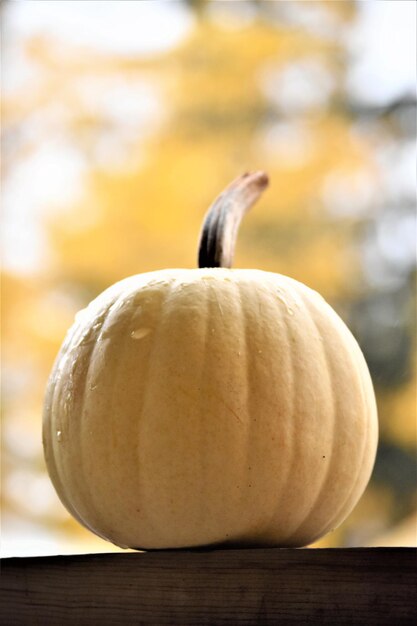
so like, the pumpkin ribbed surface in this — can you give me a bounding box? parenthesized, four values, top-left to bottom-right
(43, 268, 377, 549)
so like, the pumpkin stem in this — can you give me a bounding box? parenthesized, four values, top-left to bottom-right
(198, 171, 269, 268)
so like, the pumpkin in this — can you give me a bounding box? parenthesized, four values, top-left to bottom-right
(43, 172, 378, 550)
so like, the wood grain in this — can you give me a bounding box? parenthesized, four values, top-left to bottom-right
(1, 548, 416, 625)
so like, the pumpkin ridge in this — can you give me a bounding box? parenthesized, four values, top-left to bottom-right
(43, 348, 85, 531)
(203, 277, 250, 544)
(318, 325, 375, 539)
(97, 288, 150, 545)
(236, 279, 254, 540)
(50, 314, 101, 532)
(317, 301, 376, 538)
(76, 294, 124, 539)
(195, 278, 211, 538)
(134, 276, 178, 545)
(49, 338, 88, 529)
(50, 295, 118, 538)
(295, 293, 374, 544)
(265, 280, 298, 543)
(282, 290, 337, 544)
(133, 281, 168, 536)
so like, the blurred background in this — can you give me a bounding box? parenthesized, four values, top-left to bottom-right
(1, 0, 416, 556)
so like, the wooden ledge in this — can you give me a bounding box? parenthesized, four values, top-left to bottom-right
(1, 548, 416, 624)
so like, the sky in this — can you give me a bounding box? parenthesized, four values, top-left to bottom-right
(3, 0, 194, 60)
(348, 0, 416, 103)
(3, 0, 415, 99)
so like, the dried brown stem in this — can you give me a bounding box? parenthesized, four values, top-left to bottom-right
(197, 171, 269, 269)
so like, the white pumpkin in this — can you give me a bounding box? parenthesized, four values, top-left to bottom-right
(43, 172, 378, 549)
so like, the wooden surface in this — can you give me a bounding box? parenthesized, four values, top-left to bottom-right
(1, 548, 416, 625)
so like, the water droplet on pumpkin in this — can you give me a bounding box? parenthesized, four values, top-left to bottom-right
(276, 290, 294, 316)
(276, 291, 287, 305)
(75, 308, 87, 322)
(131, 328, 151, 340)
(111, 299, 125, 312)
(56, 430, 63, 442)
